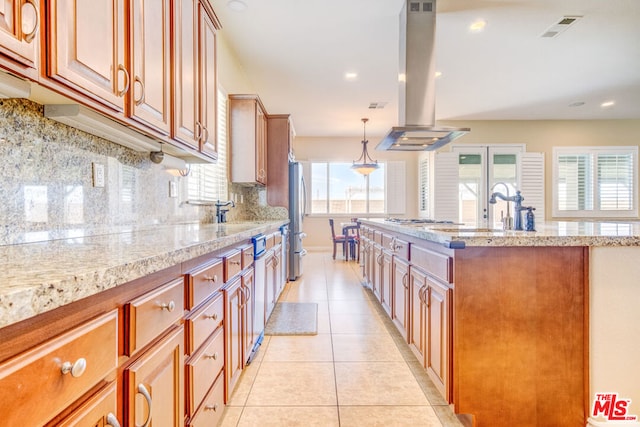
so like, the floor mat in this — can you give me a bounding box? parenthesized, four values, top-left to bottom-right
(264, 302, 318, 335)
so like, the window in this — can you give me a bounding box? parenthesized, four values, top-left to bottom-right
(310, 162, 386, 214)
(187, 89, 228, 201)
(553, 146, 637, 218)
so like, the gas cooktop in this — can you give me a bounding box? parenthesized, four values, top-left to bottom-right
(385, 218, 454, 225)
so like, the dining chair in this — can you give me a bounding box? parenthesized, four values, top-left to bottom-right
(329, 219, 349, 260)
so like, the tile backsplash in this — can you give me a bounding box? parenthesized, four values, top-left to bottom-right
(0, 99, 286, 245)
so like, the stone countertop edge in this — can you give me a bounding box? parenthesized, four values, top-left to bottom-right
(0, 220, 289, 329)
(359, 219, 640, 248)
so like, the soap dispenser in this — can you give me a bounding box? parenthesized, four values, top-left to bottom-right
(524, 207, 536, 232)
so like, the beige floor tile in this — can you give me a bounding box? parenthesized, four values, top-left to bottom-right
(326, 284, 369, 301)
(330, 312, 389, 335)
(282, 282, 328, 302)
(227, 358, 262, 406)
(332, 333, 404, 362)
(335, 362, 429, 406)
(329, 298, 379, 316)
(218, 406, 243, 427)
(339, 405, 443, 427)
(263, 334, 333, 362)
(238, 406, 340, 427)
(246, 361, 337, 406)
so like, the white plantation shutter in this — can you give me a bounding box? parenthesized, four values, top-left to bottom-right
(418, 153, 431, 217)
(519, 152, 545, 222)
(385, 161, 406, 215)
(187, 89, 228, 201)
(553, 147, 637, 217)
(434, 152, 459, 221)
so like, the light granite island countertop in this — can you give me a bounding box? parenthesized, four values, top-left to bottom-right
(360, 218, 640, 427)
(0, 220, 288, 329)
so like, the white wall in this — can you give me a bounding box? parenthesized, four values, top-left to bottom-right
(294, 136, 419, 249)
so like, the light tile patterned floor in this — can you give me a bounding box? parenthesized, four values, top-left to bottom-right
(219, 251, 463, 427)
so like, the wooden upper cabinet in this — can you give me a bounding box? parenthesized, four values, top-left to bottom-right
(172, 0, 219, 158)
(267, 114, 294, 208)
(47, 0, 126, 112)
(0, 0, 39, 77)
(230, 94, 268, 185)
(198, 2, 218, 159)
(129, 0, 171, 135)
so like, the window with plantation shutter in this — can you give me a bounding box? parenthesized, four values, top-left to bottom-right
(553, 147, 637, 218)
(187, 89, 229, 202)
(419, 155, 430, 214)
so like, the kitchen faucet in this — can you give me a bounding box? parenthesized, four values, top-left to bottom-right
(215, 200, 235, 223)
(489, 189, 525, 231)
(489, 182, 512, 230)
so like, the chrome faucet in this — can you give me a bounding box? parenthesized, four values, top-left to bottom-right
(489, 182, 512, 229)
(215, 200, 235, 223)
(489, 189, 525, 231)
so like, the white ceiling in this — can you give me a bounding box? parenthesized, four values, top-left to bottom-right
(210, 0, 640, 138)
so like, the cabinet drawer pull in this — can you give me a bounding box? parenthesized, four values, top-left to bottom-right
(204, 274, 218, 283)
(106, 412, 121, 427)
(402, 273, 408, 288)
(137, 384, 152, 427)
(205, 404, 219, 412)
(202, 126, 209, 143)
(230, 260, 241, 266)
(195, 121, 203, 141)
(117, 64, 130, 97)
(203, 312, 218, 321)
(159, 300, 176, 312)
(205, 352, 219, 360)
(60, 357, 87, 378)
(22, 0, 39, 43)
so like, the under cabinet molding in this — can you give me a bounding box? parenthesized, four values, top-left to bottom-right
(0, 71, 30, 98)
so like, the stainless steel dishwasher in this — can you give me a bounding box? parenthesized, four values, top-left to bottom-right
(247, 233, 267, 363)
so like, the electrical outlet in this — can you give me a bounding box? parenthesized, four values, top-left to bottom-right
(169, 181, 177, 198)
(92, 163, 105, 187)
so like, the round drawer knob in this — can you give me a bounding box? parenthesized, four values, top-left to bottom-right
(61, 357, 87, 378)
(160, 301, 176, 312)
(205, 404, 219, 412)
(206, 352, 219, 360)
(204, 275, 218, 282)
(204, 313, 218, 321)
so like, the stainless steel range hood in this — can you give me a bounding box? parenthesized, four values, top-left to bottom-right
(377, 0, 469, 151)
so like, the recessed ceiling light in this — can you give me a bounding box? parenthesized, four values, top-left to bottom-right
(398, 73, 406, 83)
(601, 100, 615, 108)
(569, 101, 585, 107)
(435, 71, 442, 78)
(469, 19, 487, 33)
(227, 0, 247, 12)
(345, 72, 358, 81)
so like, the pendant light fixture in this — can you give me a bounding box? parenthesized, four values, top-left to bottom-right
(351, 118, 379, 175)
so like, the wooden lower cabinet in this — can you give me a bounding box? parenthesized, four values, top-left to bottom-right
(187, 373, 225, 427)
(55, 381, 120, 427)
(123, 326, 184, 427)
(391, 256, 410, 340)
(224, 277, 243, 401)
(264, 249, 277, 319)
(425, 275, 450, 400)
(380, 249, 393, 316)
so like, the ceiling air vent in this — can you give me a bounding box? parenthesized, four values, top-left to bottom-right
(541, 15, 582, 38)
(368, 102, 387, 109)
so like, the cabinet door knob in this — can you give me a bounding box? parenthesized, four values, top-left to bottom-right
(204, 274, 218, 283)
(137, 384, 152, 427)
(230, 260, 241, 266)
(61, 357, 87, 378)
(205, 352, 219, 360)
(159, 301, 176, 312)
(205, 404, 219, 412)
(106, 412, 121, 427)
(204, 312, 218, 321)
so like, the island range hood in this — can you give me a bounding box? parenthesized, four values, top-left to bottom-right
(377, 0, 469, 151)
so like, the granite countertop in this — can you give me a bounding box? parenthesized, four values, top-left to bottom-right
(360, 219, 640, 248)
(0, 220, 288, 329)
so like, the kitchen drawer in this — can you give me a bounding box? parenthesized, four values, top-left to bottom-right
(54, 381, 119, 427)
(125, 278, 184, 355)
(265, 233, 275, 250)
(223, 249, 243, 282)
(273, 232, 282, 246)
(411, 245, 452, 284)
(186, 258, 223, 309)
(187, 372, 225, 427)
(0, 310, 118, 427)
(241, 244, 254, 270)
(381, 233, 409, 260)
(186, 327, 224, 417)
(185, 292, 224, 355)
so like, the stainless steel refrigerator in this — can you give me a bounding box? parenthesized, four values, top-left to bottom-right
(288, 162, 307, 280)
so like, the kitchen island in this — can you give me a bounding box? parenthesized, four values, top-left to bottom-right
(0, 220, 288, 426)
(360, 219, 640, 427)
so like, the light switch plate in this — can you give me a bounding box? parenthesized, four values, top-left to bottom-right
(92, 163, 105, 187)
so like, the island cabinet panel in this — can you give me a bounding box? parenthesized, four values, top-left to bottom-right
(453, 246, 587, 427)
(391, 256, 410, 340)
(47, 0, 126, 112)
